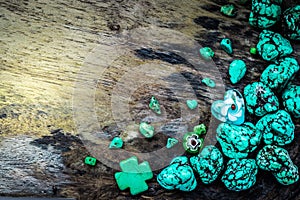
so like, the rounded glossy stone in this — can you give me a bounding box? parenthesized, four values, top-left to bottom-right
(199, 47, 214, 60)
(220, 38, 233, 54)
(273, 163, 299, 185)
(190, 145, 224, 184)
(220, 4, 237, 17)
(282, 85, 300, 118)
(139, 122, 154, 138)
(250, 47, 257, 55)
(256, 110, 295, 146)
(256, 145, 293, 172)
(149, 96, 161, 115)
(109, 136, 124, 149)
(282, 5, 300, 40)
(244, 82, 279, 116)
(186, 99, 198, 110)
(257, 30, 293, 61)
(166, 138, 178, 149)
(202, 77, 216, 88)
(222, 159, 258, 191)
(249, 0, 282, 28)
(260, 57, 299, 92)
(211, 89, 245, 125)
(183, 132, 203, 154)
(216, 122, 261, 159)
(229, 59, 246, 84)
(193, 124, 206, 135)
(157, 156, 197, 191)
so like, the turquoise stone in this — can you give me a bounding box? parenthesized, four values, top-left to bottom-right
(202, 77, 216, 88)
(190, 145, 224, 184)
(182, 132, 203, 154)
(149, 96, 161, 115)
(256, 30, 293, 61)
(157, 156, 197, 191)
(229, 59, 247, 84)
(256, 145, 293, 172)
(139, 122, 154, 138)
(282, 5, 300, 40)
(282, 85, 300, 118)
(220, 4, 237, 17)
(115, 156, 153, 195)
(260, 57, 299, 92)
(273, 163, 299, 185)
(199, 47, 214, 60)
(84, 156, 97, 166)
(211, 89, 245, 125)
(216, 122, 261, 159)
(256, 110, 295, 146)
(186, 99, 198, 110)
(109, 137, 123, 149)
(250, 47, 257, 55)
(222, 159, 258, 191)
(244, 82, 279, 116)
(249, 0, 282, 28)
(193, 124, 206, 135)
(166, 138, 178, 149)
(220, 38, 233, 54)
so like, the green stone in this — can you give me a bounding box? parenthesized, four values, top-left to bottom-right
(157, 156, 197, 191)
(193, 124, 206, 135)
(84, 156, 97, 166)
(139, 122, 154, 138)
(109, 136, 123, 149)
(273, 163, 299, 185)
(249, 0, 282, 28)
(256, 110, 295, 146)
(244, 82, 279, 116)
(222, 159, 258, 191)
(149, 96, 161, 115)
(256, 30, 293, 61)
(166, 138, 178, 149)
(229, 59, 246, 84)
(186, 99, 198, 110)
(220, 38, 233, 54)
(190, 145, 224, 184)
(282, 5, 300, 40)
(199, 47, 214, 60)
(216, 122, 261, 159)
(260, 57, 299, 92)
(202, 77, 216, 88)
(115, 156, 153, 195)
(250, 47, 257, 54)
(220, 4, 237, 17)
(282, 85, 300, 118)
(183, 132, 203, 154)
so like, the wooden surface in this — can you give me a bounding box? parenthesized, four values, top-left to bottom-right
(0, 0, 299, 199)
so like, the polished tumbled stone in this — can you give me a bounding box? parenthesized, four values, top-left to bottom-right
(109, 136, 124, 149)
(220, 38, 233, 54)
(220, 4, 237, 17)
(256, 110, 295, 146)
(202, 77, 216, 88)
(193, 124, 206, 135)
(186, 99, 198, 110)
(216, 122, 261, 159)
(260, 57, 299, 92)
(199, 47, 214, 60)
(249, 0, 282, 28)
(282, 85, 300, 118)
(139, 122, 154, 138)
(211, 89, 245, 125)
(282, 5, 300, 40)
(257, 30, 293, 61)
(273, 163, 299, 185)
(256, 145, 293, 172)
(250, 47, 257, 55)
(149, 96, 161, 115)
(84, 156, 97, 166)
(244, 82, 279, 116)
(166, 138, 178, 149)
(183, 132, 203, 154)
(190, 145, 224, 184)
(229, 59, 246, 84)
(222, 159, 258, 191)
(157, 156, 197, 191)
(115, 156, 153, 195)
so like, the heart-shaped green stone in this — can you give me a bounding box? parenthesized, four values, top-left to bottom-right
(186, 100, 198, 110)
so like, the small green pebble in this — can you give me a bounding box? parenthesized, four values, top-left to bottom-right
(220, 38, 233, 54)
(139, 122, 155, 138)
(199, 47, 214, 60)
(186, 100, 198, 110)
(109, 137, 124, 149)
(193, 124, 206, 135)
(229, 59, 247, 84)
(85, 156, 97, 166)
(166, 138, 179, 149)
(149, 96, 161, 115)
(250, 47, 257, 54)
(220, 4, 237, 17)
(202, 78, 216, 88)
